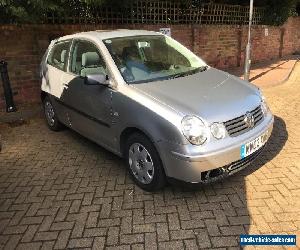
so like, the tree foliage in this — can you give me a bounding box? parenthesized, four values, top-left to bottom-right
(0, 0, 108, 23)
(261, 0, 299, 25)
(1, 0, 58, 23)
(0, 0, 299, 24)
(192, 0, 299, 25)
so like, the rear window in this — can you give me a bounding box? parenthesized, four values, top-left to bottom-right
(47, 40, 71, 71)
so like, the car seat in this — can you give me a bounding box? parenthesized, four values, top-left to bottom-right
(80, 52, 106, 77)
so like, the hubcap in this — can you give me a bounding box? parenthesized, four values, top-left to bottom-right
(128, 143, 154, 184)
(45, 101, 55, 126)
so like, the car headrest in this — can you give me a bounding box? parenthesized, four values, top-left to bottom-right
(60, 50, 66, 63)
(82, 52, 100, 67)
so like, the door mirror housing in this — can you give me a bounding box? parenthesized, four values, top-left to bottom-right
(85, 73, 109, 86)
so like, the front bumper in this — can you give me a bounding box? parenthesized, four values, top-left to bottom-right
(157, 114, 274, 183)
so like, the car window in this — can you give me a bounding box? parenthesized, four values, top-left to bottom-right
(47, 40, 71, 71)
(70, 40, 107, 77)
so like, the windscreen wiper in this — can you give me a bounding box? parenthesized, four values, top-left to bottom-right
(168, 70, 194, 79)
(198, 65, 208, 72)
(168, 73, 185, 80)
(168, 66, 208, 80)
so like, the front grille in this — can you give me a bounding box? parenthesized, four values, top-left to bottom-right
(224, 105, 264, 137)
(225, 146, 265, 173)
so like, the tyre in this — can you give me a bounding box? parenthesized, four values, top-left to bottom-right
(43, 96, 63, 131)
(125, 133, 166, 191)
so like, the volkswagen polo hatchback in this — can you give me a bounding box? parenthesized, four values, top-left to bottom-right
(40, 30, 274, 191)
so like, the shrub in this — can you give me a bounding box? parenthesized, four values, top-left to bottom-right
(262, 0, 298, 25)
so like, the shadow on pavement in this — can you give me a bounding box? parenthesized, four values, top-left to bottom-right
(249, 61, 287, 82)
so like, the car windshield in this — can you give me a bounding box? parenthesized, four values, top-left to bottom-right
(103, 35, 207, 84)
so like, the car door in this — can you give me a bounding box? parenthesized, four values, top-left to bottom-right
(60, 39, 115, 150)
(46, 40, 72, 125)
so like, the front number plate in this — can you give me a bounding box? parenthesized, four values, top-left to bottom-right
(240, 131, 268, 159)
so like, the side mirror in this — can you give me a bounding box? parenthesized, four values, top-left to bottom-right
(85, 73, 109, 86)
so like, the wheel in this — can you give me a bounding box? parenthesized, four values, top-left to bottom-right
(43, 96, 63, 131)
(125, 133, 166, 191)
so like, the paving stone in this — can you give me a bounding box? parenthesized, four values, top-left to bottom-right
(170, 229, 195, 240)
(54, 230, 71, 249)
(92, 236, 105, 250)
(106, 226, 120, 246)
(211, 236, 238, 247)
(34, 231, 59, 241)
(120, 233, 144, 244)
(195, 229, 212, 249)
(16, 242, 42, 250)
(21, 225, 39, 242)
(144, 232, 157, 250)
(158, 240, 184, 249)
(68, 237, 93, 248)
(156, 222, 170, 242)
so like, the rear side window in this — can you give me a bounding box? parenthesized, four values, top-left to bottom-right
(47, 41, 71, 71)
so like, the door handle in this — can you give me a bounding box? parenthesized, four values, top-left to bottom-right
(63, 82, 69, 89)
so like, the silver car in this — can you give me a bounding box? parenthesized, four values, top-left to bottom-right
(40, 30, 274, 191)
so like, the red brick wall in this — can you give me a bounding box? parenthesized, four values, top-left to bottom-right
(0, 17, 300, 108)
(193, 25, 241, 68)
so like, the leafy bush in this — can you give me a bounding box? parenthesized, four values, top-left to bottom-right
(262, 0, 298, 25)
(0, 0, 58, 23)
(0, 0, 107, 24)
(0, 0, 299, 24)
(195, 0, 299, 25)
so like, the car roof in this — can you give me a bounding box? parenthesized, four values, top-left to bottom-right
(56, 29, 162, 42)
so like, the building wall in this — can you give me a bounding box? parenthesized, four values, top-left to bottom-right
(0, 17, 299, 108)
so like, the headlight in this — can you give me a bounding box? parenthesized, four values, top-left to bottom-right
(261, 95, 270, 116)
(210, 122, 226, 139)
(181, 116, 208, 145)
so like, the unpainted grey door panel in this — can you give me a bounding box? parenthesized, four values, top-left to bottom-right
(60, 75, 114, 149)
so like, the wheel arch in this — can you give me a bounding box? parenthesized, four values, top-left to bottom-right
(119, 126, 156, 157)
(120, 126, 167, 190)
(41, 91, 47, 102)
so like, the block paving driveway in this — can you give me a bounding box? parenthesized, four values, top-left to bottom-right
(0, 65, 300, 249)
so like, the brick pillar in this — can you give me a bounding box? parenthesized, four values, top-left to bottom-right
(237, 28, 242, 67)
(279, 28, 285, 58)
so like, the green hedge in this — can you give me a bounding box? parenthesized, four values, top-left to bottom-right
(211, 0, 299, 25)
(262, 0, 298, 25)
(0, 0, 299, 25)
